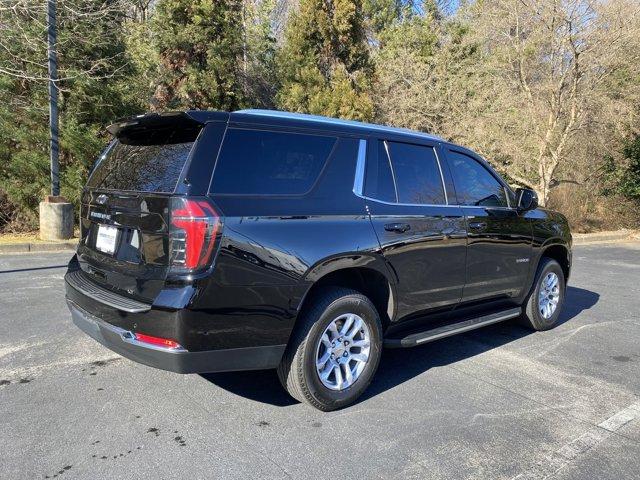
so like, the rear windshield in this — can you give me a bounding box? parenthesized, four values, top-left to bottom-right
(87, 126, 200, 193)
(210, 128, 336, 195)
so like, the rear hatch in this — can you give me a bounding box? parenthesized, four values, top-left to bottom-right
(76, 113, 222, 303)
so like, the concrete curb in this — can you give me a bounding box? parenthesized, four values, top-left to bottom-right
(0, 240, 78, 254)
(572, 230, 638, 245)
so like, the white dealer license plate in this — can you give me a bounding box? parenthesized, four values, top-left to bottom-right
(95, 225, 118, 255)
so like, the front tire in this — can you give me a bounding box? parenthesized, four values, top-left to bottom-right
(520, 257, 566, 331)
(277, 287, 383, 411)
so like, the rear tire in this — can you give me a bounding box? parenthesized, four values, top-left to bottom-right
(520, 257, 566, 331)
(277, 287, 383, 411)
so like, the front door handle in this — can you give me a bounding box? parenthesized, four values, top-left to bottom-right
(468, 221, 487, 230)
(384, 223, 411, 233)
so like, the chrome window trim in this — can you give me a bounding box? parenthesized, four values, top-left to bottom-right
(433, 147, 449, 205)
(356, 190, 518, 210)
(352, 137, 517, 210)
(356, 194, 464, 208)
(461, 205, 517, 211)
(355, 139, 449, 207)
(382, 140, 400, 203)
(353, 139, 367, 196)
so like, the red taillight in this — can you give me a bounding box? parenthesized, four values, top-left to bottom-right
(169, 197, 221, 273)
(134, 332, 183, 350)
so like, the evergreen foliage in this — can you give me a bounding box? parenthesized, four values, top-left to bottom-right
(276, 0, 374, 121)
(622, 137, 640, 199)
(603, 136, 640, 199)
(151, 0, 246, 110)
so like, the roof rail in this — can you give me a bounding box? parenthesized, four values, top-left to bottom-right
(233, 109, 443, 141)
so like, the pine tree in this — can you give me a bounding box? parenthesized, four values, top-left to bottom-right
(276, 0, 374, 121)
(151, 0, 245, 110)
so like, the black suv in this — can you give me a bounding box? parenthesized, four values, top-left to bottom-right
(65, 109, 572, 411)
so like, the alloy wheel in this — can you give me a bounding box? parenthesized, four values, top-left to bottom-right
(315, 313, 371, 391)
(538, 272, 560, 319)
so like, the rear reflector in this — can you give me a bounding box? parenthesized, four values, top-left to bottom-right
(134, 332, 183, 350)
(169, 197, 222, 273)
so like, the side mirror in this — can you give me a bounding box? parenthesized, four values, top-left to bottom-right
(515, 188, 538, 211)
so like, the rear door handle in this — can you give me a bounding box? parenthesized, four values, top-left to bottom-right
(468, 221, 487, 230)
(384, 223, 411, 233)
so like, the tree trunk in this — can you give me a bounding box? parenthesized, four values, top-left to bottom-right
(537, 179, 550, 207)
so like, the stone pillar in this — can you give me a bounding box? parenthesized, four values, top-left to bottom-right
(39, 196, 73, 240)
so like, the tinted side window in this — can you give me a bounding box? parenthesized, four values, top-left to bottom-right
(363, 141, 396, 202)
(211, 129, 336, 195)
(448, 150, 508, 207)
(387, 141, 446, 205)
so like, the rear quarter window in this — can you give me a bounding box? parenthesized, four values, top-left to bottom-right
(210, 129, 336, 195)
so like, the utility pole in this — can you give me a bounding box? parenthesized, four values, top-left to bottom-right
(47, 0, 59, 197)
(40, 0, 73, 240)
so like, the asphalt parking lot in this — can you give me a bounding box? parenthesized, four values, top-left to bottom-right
(1, 243, 640, 480)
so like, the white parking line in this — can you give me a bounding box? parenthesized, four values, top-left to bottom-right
(512, 401, 640, 479)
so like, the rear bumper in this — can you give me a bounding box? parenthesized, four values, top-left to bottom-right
(68, 300, 285, 374)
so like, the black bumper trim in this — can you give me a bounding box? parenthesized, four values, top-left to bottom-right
(68, 300, 286, 373)
(65, 270, 151, 313)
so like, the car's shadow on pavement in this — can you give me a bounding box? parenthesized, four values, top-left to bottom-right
(557, 285, 600, 326)
(362, 285, 599, 402)
(200, 286, 599, 408)
(200, 369, 298, 407)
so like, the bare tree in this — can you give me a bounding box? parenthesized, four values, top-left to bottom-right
(375, 0, 640, 205)
(472, 0, 640, 204)
(0, 0, 134, 83)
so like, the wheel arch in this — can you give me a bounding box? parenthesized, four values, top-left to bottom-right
(294, 256, 396, 333)
(518, 239, 571, 304)
(539, 241, 571, 282)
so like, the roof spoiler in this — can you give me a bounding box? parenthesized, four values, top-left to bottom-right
(106, 111, 229, 137)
